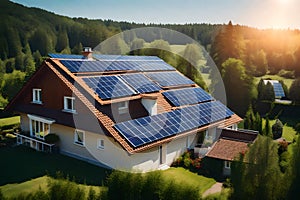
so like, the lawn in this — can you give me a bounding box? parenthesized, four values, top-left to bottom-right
(0, 146, 111, 186)
(262, 119, 296, 142)
(162, 167, 216, 195)
(0, 116, 20, 127)
(0, 176, 103, 198)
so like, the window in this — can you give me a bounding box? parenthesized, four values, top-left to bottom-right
(74, 130, 85, 146)
(224, 161, 231, 169)
(28, 114, 55, 140)
(64, 96, 76, 113)
(118, 101, 128, 114)
(97, 139, 105, 150)
(32, 89, 42, 104)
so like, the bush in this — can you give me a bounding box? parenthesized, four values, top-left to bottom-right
(172, 151, 202, 171)
(44, 133, 60, 144)
(272, 119, 283, 139)
(106, 170, 200, 200)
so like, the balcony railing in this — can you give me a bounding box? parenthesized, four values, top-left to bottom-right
(15, 133, 55, 153)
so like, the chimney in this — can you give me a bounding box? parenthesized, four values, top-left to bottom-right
(141, 94, 158, 116)
(82, 47, 93, 60)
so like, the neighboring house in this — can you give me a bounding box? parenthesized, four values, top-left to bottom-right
(205, 128, 258, 177)
(6, 48, 243, 172)
(263, 80, 285, 99)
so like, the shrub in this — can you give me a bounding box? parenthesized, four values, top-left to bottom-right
(106, 170, 200, 200)
(295, 123, 300, 134)
(44, 133, 60, 144)
(272, 119, 283, 139)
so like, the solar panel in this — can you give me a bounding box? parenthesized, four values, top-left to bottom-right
(49, 53, 85, 59)
(60, 60, 175, 73)
(93, 54, 163, 61)
(146, 72, 195, 87)
(120, 73, 161, 93)
(163, 87, 214, 107)
(114, 101, 234, 148)
(272, 82, 285, 98)
(82, 76, 137, 99)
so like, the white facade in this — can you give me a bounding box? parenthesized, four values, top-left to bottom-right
(19, 113, 200, 172)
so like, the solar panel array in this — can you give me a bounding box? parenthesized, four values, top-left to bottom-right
(272, 82, 285, 98)
(163, 87, 214, 107)
(60, 60, 175, 73)
(49, 53, 85, 59)
(120, 74, 161, 93)
(146, 72, 195, 87)
(114, 101, 234, 148)
(93, 54, 163, 61)
(82, 76, 137, 99)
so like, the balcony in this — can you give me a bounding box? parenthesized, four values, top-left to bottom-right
(15, 132, 56, 153)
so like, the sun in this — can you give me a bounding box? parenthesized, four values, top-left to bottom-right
(277, 0, 290, 4)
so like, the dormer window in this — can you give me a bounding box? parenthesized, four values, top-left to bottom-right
(32, 89, 42, 104)
(118, 101, 128, 114)
(63, 96, 76, 113)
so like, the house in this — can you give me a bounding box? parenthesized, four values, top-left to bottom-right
(263, 80, 285, 99)
(6, 48, 244, 172)
(205, 128, 258, 177)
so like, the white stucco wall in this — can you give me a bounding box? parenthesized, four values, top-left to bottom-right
(19, 113, 199, 172)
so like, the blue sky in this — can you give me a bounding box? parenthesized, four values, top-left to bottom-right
(12, 0, 300, 29)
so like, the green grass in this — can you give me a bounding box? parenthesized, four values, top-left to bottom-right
(262, 119, 296, 141)
(0, 116, 20, 127)
(254, 75, 294, 89)
(0, 176, 103, 198)
(162, 167, 216, 195)
(0, 146, 111, 186)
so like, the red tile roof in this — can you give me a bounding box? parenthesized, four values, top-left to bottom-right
(206, 139, 249, 161)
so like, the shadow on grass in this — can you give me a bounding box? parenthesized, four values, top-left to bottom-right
(0, 146, 111, 186)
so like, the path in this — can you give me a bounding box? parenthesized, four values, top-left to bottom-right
(202, 182, 223, 197)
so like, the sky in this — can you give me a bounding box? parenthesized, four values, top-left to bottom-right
(12, 0, 300, 29)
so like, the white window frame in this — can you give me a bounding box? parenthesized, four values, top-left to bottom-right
(224, 160, 231, 169)
(63, 96, 76, 113)
(74, 129, 85, 146)
(118, 101, 128, 114)
(32, 88, 42, 104)
(28, 114, 55, 140)
(97, 139, 105, 150)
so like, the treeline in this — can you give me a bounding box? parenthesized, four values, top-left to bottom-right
(209, 21, 300, 116)
(0, 171, 200, 200)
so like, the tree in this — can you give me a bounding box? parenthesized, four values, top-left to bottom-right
(176, 44, 207, 89)
(56, 30, 69, 52)
(288, 136, 300, 199)
(295, 123, 300, 134)
(272, 119, 283, 139)
(249, 49, 268, 76)
(231, 136, 284, 199)
(244, 105, 255, 130)
(221, 58, 253, 116)
(2, 70, 26, 101)
(129, 38, 145, 55)
(289, 78, 300, 104)
(263, 117, 272, 138)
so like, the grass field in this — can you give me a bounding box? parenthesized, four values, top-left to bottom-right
(163, 167, 216, 195)
(0, 146, 111, 186)
(262, 119, 296, 141)
(0, 116, 20, 127)
(0, 176, 103, 198)
(0, 146, 217, 198)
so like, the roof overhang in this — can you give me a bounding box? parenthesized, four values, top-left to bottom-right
(27, 114, 55, 124)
